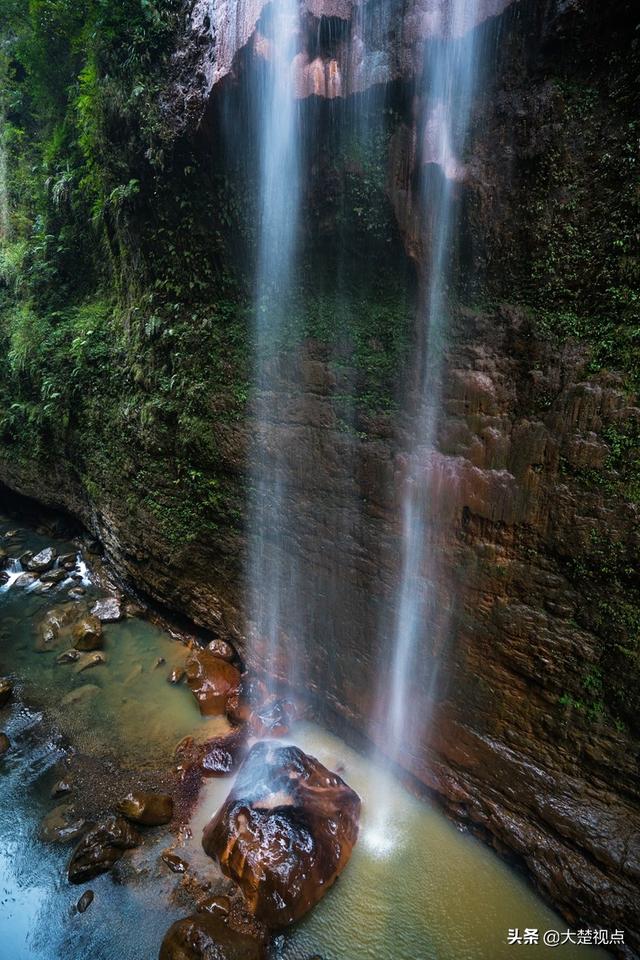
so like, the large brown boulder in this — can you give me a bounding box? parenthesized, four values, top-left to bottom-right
(185, 650, 240, 716)
(202, 742, 360, 928)
(68, 815, 140, 883)
(159, 913, 265, 960)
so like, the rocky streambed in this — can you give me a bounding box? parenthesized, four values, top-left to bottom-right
(0, 505, 609, 959)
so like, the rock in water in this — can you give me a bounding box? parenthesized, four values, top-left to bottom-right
(91, 597, 122, 622)
(159, 913, 265, 960)
(202, 742, 361, 928)
(74, 651, 107, 674)
(72, 615, 103, 651)
(206, 638, 236, 662)
(0, 733, 9, 756)
(27, 547, 57, 573)
(185, 650, 241, 716)
(77, 890, 94, 913)
(68, 815, 140, 883)
(0, 677, 13, 707)
(118, 791, 174, 826)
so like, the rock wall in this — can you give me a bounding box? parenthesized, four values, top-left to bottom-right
(1, 0, 639, 953)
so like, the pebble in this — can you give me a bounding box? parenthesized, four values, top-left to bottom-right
(77, 890, 94, 913)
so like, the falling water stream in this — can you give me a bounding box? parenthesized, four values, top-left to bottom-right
(372, 0, 484, 811)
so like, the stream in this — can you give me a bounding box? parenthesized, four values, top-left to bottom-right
(0, 510, 606, 960)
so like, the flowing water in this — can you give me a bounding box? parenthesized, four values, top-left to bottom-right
(246, 0, 304, 693)
(374, 1, 485, 790)
(0, 513, 607, 959)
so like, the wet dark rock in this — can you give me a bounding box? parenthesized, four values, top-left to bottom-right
(51, 778, 73, 798)
(68, 587, 86, 599)
(90, 597, 122, 622)
(40, 568, 67, 585)
(19, 550, 33, 566)
(159, 912, 266, 960)
(72, 615, 103, 651)
(202, 742, 361, 928)
(0, 571, 9, 585)
(59, 553, 77, 571)
(186, 651, 241, 717)
(118, 791, 174, 826)
(40, 803, 87, 843)
(201, 727, 248, 777)
(57, 648, 81, 664)
(206, 639, 235, 662)
(0, 732, 9, 756)
(0, 677, 13, 707)
(68, 815, 141, 883)
(76, 890, 94, 913)
(154, 657, 167, 669)
(162, 852, 188, 874)
(168, 668, 186, 685)
(27, 547, 57, 573)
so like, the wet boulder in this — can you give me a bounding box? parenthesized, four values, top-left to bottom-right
(40, 803, 87, 843)
(159, 912, 266, 960)
(72, 615, 103, 651)
(91, 597, 122, 622)
(202, 742, 361, 928)
(0, 677, 13, 707)
(15, 572, 38, 588)
(37, 604, 78, 652)
(186, 650, 241, 717)
(118, 791, 174, 826)
(40, 568, 67, 585)
(206, 638, 236, 662)
(68, 815, 140, 883)
(27, 547, 57, 573)
(201, 727, 248, 777)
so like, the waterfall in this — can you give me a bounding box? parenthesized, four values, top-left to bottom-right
(246, 0, 302, 693)
(368, 0, 483, 846)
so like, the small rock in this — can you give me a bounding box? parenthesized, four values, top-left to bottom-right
(0, 733, 9, 756)
(72, 615, 103, 651)
(56, 648, 81, 664)
(51, 778, 73, 798)
(0, 677, 13, 707)
(161, 852, 188, 874)
(154, 657, 166, 669)
(167, 668, 186, 685)
(15, 572, 38, 588)
(0, 571, 9, 585)
(196, 895, 231, 917)
(77, 890, 94, 913)
(19, 551, 33, 567)
(27, 547, 57, 573)
(40, 568, 67, 585)
(90, 597, 122, 623)
(61, 685, 100, 707)
(159, 913, 266, 960)
(40, 803, 87, 843)
(206, 638, 236, 662)
(59, 553, 77, 571)
(74, 651, 107, 674)
(68, 587, 86, 600)
(68, 815, 140, 883)
(118, 791, 173, 826)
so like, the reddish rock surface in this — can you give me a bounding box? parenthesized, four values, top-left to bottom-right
(186, 650, 241, 716)
(202, 742, 361, 928)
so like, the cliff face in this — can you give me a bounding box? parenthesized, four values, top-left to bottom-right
(1, 0, 639, 952)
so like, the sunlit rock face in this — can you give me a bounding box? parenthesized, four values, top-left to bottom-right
(202, 742, 361, 927)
